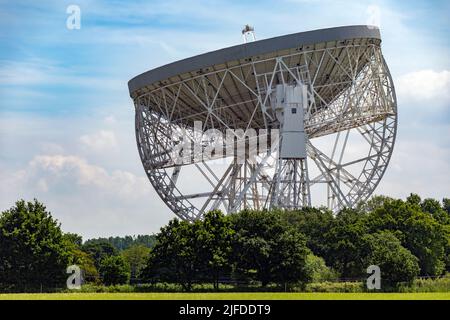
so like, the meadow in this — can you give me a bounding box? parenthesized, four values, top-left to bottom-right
(0, 292, 449, 300)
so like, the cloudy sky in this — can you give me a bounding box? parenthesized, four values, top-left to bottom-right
(0, 0, 449, 239)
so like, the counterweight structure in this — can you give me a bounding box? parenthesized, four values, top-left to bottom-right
(128, 25, 397, 221)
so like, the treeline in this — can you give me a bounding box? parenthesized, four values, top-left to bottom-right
(0, 194, 449, 292)
(141, 195, 450, 290)
(84, 235, 157, 251)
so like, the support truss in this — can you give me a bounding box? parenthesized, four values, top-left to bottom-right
(133, 41, 397, 220)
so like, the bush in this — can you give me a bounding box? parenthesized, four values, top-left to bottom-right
(398, 275, 450, 292)
(305, 254, 339, 282)
(304, 281, 364, 293)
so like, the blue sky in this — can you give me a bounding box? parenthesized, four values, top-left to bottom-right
(0, 0, 449, 239)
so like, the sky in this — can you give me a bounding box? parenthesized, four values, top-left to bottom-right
(0, 0, 449, 239)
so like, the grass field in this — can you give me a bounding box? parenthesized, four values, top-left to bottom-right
(0, 292, 449, 300)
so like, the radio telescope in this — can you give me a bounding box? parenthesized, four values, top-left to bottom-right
(128, 25, 397, 221)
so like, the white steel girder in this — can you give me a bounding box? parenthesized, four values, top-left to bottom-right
(133, 43, 397, 220)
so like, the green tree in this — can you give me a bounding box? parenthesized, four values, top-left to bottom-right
(63, 233, 83, 247)
(230, 210, 312, 287)
(305, 254, 338, 282)
(0, 199, 71, 291)
(358, 195, 394, 212)
(362, 231, 420, 288)
(68, 248, 100, 284)
(406, 193, 422, 206)
(121, 245, 150, 282)
(62, 233, 99, 284)
(197, 210, 234, 289)
(271, 228, 312, 287)
(141, 219, 201, 291)
(367, 198, 447, 276)
(82, 241, 118, 269)
(443, 198, 450, 215)
(324, 208, 369, 278)
(84, 235, 157, 251)
(280, 207, 334, 259)
(421, 198, 450, 225)
(99, 255, 130, 285)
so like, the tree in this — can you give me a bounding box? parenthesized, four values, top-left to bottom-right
(230, 210, 312, 287)
(63, 233, 99, 284)
(367, 198, 447, 276)
(362, 231, 419, 288)
(323, 208, 369, 278)
(99, 255, 130, 286)
(443, 198, 450, 215)
(198, 210, 234, 289)
(63, 233, 83, 247)
(121, 245, 150, 282)
(358, 195, 394, 212)
(421, 198, 450, 225)
(305, 254, 338, 282)
(68, 248, 100, 284)
(406, 193, 421, 206)
(82, 241, 118, 269)
(279, 207, 334, 259)
(0, 199, 71, 291)
(271, 228, 312, 288)
(84, 235, 157, 251)
(141, 219, 202, 291)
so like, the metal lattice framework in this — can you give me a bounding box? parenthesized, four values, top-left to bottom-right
(129, 26, 397, 221)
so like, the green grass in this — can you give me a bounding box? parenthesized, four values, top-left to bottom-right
(0, 292, 449, 300)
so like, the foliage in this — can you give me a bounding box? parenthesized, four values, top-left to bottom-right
(280, 207, 334, 259)
(421, 198, 450, 225)
(141, 219, 201, 291)
(305, 254, 339, 282)
(321, 208, 369, 278)
(230, 210, 312, 287)
(397, 274, 450, 292)
(197, 210, 234, 289)
(443, 198, 450, 215)
(84, 235, 157, 251)
(0, 199, 71, 291)
(63, 233, 99, 284)
(63, 233, 83, 247)
(1, 193, 449, 293)
(367, 198, 447, 276)
(82, 241, 118, 269)
(304, 281, 364, 293)
(362, 231, 420, 287)
(98, 255, 130, 286)
(121, 245, 150, 282)
(68, 248, 100, 284)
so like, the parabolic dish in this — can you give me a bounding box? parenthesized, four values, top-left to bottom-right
(129, 25, 397, 220)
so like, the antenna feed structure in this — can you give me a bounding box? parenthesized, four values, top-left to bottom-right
(242, 24, 256, 43)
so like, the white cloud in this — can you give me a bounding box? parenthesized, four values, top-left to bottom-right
(396, 69, 450, 103)
(80, 130, 118, 152)
(379, 139, 450, 200)
(0, 154, 169, 239)
(27, 154, 148, 199)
